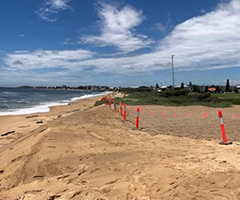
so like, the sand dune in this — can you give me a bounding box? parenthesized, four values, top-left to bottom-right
(1, 98, 240, 199)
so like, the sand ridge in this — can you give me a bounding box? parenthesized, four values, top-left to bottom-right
(1, 97, 240, 199)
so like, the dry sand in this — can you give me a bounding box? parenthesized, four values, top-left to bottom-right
(1, 96, 240, 200)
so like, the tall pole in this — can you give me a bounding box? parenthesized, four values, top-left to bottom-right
(171, 55, 175, 90)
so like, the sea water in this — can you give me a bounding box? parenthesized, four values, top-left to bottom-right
(0, 87, 108, 116)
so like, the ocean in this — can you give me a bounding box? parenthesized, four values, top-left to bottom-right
(0, 87, 107, 116)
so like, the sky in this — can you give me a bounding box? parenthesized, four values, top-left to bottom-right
(0, 0, 240, 87)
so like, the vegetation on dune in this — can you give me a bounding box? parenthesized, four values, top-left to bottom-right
(94, 79, 240, 108)
(95, 89, 240, 108)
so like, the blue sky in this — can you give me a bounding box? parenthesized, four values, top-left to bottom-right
(0, 0, 240, 87)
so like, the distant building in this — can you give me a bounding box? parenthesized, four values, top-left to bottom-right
(237, 86, 240, 93)
(208, 87, 216, 92)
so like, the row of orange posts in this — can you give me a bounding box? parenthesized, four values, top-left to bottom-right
(107, 97, 232, 145)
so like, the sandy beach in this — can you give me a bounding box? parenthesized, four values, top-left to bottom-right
(1, 95, 240, 200)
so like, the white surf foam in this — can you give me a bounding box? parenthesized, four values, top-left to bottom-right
(0, 92, 110, 116)
(0, 102, 68, 116)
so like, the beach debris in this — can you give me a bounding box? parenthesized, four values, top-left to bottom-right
(18, 196, 26, 200)
(33, 175, 44, 179)
(1, 130, 15, 137)
(26, 115, 38, 119)
(39, 128, 47, 133)
(36, 120, 43, 124)
(57, 174, 69, 180)
(70, 191, 82, 199)
(11, 155, 24, 163)
(48, 194, 61, 200)
(78, 166, 87, 176)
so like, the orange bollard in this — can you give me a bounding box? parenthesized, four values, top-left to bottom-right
(119, 101, 122, 115)
(218, 110, 232, 145)
(136, 107, 140, 128)
(123, 103, 126, 120)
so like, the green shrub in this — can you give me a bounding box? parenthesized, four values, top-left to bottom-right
(94, 100, 105, 106)
(197, 92, 211, 100)
(160, 89, 190, 97)
(187, 92, 198, 98)
(232, 99, 240, 105)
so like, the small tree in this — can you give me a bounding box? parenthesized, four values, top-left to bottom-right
(193, 84, 200, 92)
(181, 82, 184, 89)
(216, 85, 221, 93)
(205, 86, 209, 92)
(234, 87, 239, 93)
(226, 79, 230, 92)
(189, 81, 192, 87)
(156, 83, 159, 88)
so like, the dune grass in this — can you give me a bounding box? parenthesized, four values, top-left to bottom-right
(114, 91, 235, 108)
(94, 90, 240, 108)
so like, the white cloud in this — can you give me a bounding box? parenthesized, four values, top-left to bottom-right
(156, 23, 168, 32)
(3, 0, 240, 86)
(156, 14, 171, 32)
(36, 0, 74, 22)
(154, 0, 240, 71)
(4, 49, 94, 71)
(77, 0, 240, 74)
(80, 2, 153, 53)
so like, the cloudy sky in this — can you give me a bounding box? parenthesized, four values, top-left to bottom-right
(0, 0, 240, 87)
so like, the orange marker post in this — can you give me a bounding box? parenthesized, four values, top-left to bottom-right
(218, 110, 232, 145)
(123, 103, 126, 120)
(136, 107, 140, 129)
(108, 98, 111, 107)
(119, 101, 123, 115)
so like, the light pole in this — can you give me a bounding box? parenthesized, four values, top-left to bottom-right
(171, 55, 175, 90)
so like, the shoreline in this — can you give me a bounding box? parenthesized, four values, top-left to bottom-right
(0, 92, 110, 148)
(0, 91, 111, 117)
